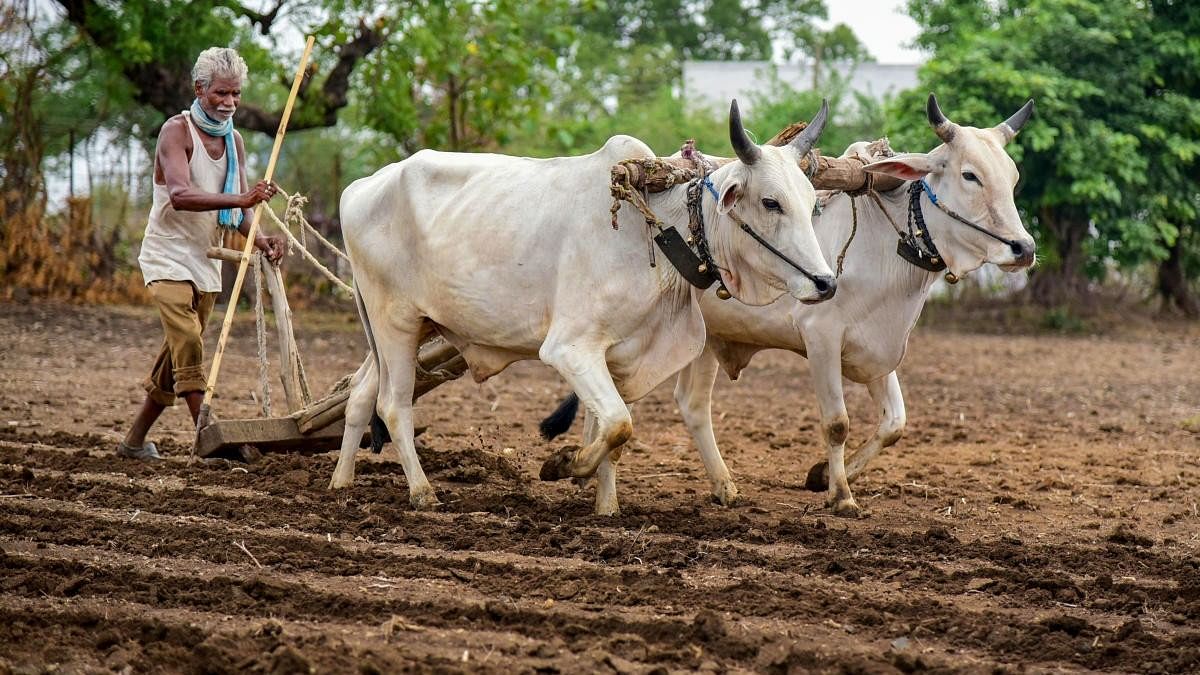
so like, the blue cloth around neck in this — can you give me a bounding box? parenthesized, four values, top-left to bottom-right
(190, 99, 243, 229)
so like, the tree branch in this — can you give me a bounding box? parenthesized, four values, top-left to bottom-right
(54, 0, 384, 137)
(234, 19, 385, 133)
(213, 0, 286, 35)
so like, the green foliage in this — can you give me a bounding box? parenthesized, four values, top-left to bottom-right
(893, 0, 1200, 305)
(504, 0, 872, 158)
(743, 69, 888, 158)
(356, 0, 575, 153)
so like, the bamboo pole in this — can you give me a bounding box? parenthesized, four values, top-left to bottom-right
(192, 35, 315, 456)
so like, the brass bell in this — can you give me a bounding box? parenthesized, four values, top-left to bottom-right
(944, 271, 959, 284)
(716, 287, 732, 300)
(930, 257, 940, 265)
(686, 236, 694, 245)
(697, 263, 708, 274)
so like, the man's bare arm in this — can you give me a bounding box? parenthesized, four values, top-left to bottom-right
(160, 119, 271, 212)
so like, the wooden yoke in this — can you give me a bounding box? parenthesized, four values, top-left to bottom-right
(617, 121, 904, 195)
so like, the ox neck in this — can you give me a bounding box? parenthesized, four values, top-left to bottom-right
(645, 165, 736, 295)
(826, 186, 941, 296)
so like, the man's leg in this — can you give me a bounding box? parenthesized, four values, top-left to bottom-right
(125, 332, 176, 451)
(124, 395, 167, 449)
(120, 281, 203, 458)
(183, 391, 204, 425)
(164, 283, 210, 405)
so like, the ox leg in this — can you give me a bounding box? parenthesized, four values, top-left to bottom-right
(589, 408, 625, 517)
(846, 372, 906, 482)
(674, 345, 739, 506)
(807, 343, 861, 517)
(538, 345, 632, 486)
(376, 321, 439, 510)
(805, 372, 906, 490)
(329, 354, 377, 489)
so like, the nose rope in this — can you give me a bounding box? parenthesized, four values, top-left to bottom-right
(916, 179, 1023, 254)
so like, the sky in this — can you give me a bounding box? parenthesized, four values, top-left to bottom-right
(823, 0, 924, 64)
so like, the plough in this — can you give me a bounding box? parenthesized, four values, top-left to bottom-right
(194, 121, 899, 459)
(192, 245, 468, 458)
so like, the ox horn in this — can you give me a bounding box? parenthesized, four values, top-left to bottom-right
(927, 93, 957, 144)
(997, 99, 1035, 143)
(789, 98, 830, 158)
(729, 99, 761, 166)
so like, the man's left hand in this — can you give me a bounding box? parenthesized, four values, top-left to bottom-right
(255, 234, 286, 263)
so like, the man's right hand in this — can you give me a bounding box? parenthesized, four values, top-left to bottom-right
(241, 180, 279, 208)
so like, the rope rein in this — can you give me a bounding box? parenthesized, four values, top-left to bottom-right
(262, 191, 354, 294)
(253, 252, 271, 417)
(837, 198, 858, 277)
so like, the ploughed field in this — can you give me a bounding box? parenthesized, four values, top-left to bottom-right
(1, 301, 1198, 673)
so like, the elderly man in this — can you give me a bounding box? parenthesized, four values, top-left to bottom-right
(119, 47, 285, 460)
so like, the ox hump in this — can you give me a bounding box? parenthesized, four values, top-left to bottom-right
(598, 135, 655, 162)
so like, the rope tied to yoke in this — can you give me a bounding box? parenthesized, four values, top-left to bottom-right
(262, 189, 354, 294)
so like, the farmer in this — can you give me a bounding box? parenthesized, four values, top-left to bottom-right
(119, 47, 285, 460)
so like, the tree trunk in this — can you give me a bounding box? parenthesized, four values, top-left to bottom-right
(1157, 231, 1199, 318)
(1028, 206, 1090, 306)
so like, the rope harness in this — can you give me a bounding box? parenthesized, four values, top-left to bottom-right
(609, 141, 830, 298)
(895, 178, 1025, 284)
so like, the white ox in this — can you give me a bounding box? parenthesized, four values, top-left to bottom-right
(329, 101, 837, 514)
(543, 94, 1037, 517)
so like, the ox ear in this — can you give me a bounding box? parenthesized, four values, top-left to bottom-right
(718, 179, 743, 214)
(864, 153, 943, 181)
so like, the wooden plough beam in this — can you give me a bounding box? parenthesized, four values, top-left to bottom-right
(193, 248, 468, 458)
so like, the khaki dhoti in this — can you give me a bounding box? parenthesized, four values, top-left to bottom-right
(142, 280, 217, 406)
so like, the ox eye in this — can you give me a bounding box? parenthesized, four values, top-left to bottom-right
(761, 198, 783, 213)
(962, 171, 981, 184)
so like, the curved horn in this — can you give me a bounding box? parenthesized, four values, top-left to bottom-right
(789, 98, 830, 157)
(729, 99, 761, 166)
(997, 99, 1035, 143)
(926, 93, 956, 144)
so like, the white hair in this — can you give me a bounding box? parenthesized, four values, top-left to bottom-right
(192, 47, 248, 89)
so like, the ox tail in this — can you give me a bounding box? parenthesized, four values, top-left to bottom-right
(353, 285, 391, 454)
(539, 392, 580, 441)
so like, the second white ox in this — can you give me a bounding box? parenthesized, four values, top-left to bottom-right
(543, 94, 1037, 517)
(329, 101, 836, 514)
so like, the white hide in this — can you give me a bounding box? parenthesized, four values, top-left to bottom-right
(329, 120, 834, 514)
(668, 122, 1036, 517)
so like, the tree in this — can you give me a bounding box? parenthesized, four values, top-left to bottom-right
(52, 0, 383, 136)
(894, 0, 1200, 310)
(506, 0, 869, 157)
(352, 0, 573, 154)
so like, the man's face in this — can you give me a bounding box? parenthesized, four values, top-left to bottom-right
(194, 75, 242, 121)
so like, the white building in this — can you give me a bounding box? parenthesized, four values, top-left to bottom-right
(682, 61, 919, 114)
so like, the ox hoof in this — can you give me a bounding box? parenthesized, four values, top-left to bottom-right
(409, 487, 441, 511)
(804, 462, 829, 492)
(328, 473, 354, 490)
(539, 445, 580, 481)
(710, 480, 740, 507)
(827, 497, 864, 519)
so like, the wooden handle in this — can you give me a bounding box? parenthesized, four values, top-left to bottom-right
(196, 35, 315, 422)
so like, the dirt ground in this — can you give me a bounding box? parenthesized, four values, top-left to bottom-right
(1, 300, 1198, 674)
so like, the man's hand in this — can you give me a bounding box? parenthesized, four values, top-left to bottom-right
(255, 234, 286, 263)
(241, 180, 279, 208)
